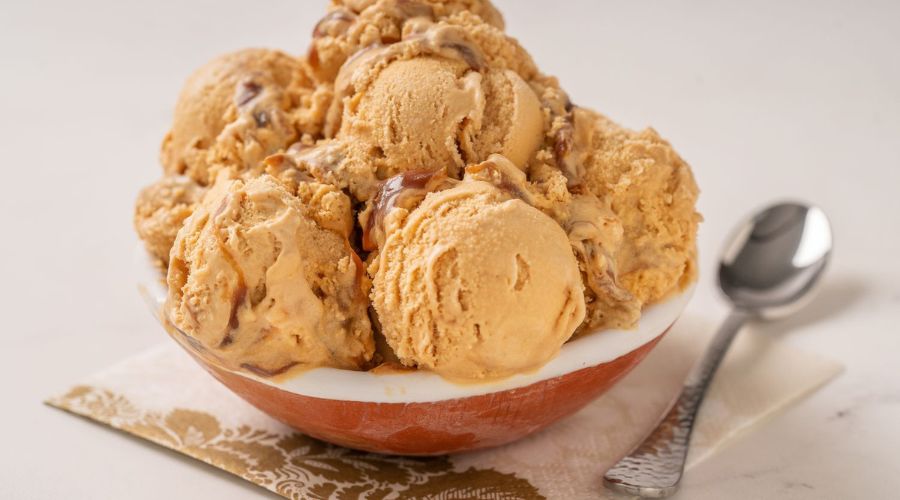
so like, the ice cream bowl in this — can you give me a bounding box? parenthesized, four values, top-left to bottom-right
(139, 251, 692, 456)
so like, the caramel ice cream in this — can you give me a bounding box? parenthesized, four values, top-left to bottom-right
(580, 112, 700, 306)
(135, 0, 700, 381)
(337, 53, 544, 175)
(552, 108, 700, 330)
(165, 174, 372, 375)
(309, 0, 505, 82)
(161, 48, 327, 186)
(342, 55, 484, 179)
(138, 48, 331, 264)
(370, 179, 585, 380)
(286, 15, 546, 202)
(134, 175, 205, 267)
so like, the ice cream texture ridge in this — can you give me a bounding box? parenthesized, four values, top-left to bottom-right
(134, 0, 700, 381)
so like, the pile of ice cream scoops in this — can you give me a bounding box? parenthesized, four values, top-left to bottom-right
(134, 0, 700, 382)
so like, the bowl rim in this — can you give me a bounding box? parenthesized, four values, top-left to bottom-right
(137, 247, 693, 404)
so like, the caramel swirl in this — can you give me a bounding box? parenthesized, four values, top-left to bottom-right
(553, 107, 592, 188)
(312, 9, 357, 38)
(464, 154, 534, 204)
(565, 195, 640, 329)
(361, 170, 456, 251)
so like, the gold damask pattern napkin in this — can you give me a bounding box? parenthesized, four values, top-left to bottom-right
(46, 315, 841, 499)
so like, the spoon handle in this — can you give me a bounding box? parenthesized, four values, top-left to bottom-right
(603, 310, 750, 498)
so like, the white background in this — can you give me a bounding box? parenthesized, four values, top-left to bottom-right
(1, 0, 898, 498)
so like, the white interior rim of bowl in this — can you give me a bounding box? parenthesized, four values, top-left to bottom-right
(137, 247, 693, 403)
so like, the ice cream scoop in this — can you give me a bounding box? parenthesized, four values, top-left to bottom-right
(161, 49, 320, 186)
(562, 109, 700, 329)
(371, 179, 586, 380)
(340, 55, 485, 179)
(134, 175, 205, 268)
(166, 174, 373, 376)
(325, 21, 544, 201)
(309, 0, 506, 81)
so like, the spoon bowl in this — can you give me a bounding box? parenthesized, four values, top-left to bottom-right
(719, 202, 832, 318)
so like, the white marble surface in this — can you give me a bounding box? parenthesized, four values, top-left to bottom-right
(1, 0, 897, 498)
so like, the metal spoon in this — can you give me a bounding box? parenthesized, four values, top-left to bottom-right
(603, 202, 833, 498)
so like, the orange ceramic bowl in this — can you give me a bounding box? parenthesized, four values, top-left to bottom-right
(138, 250, 692, 455)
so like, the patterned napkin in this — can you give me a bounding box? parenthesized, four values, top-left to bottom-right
(46, 314, 841, 499)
